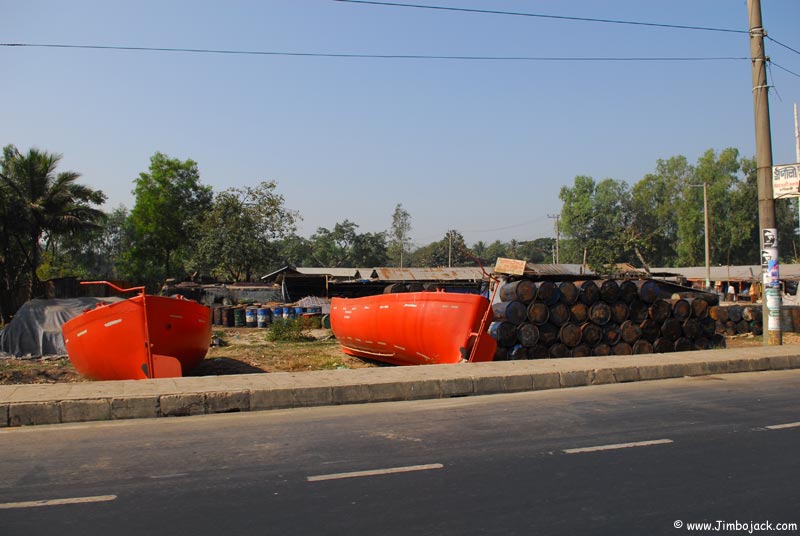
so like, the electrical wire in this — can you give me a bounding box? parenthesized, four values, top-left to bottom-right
(332, 0, 749, 34)
(0, 43, 750, 63)
(770, 61, 800, 79)
(767, 36, 800, 57)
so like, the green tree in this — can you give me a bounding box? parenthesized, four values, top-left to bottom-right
(559, 176, 596, 263)
(388, 203, 412, 268)
(191, 181, 298, 281)
(471, 240, 488, 264)
(276, 234, 314, 267)
(629, 156, 691, 267)
(351, 231, 389, 267)
(411, 230, 470, 267)
(519, 238, 555, 264)
(40, 205, 132, 280)
(309, 220, 387, 267)
(121, 153, 212, 285)
(559, 176, 632, 270)
(484, 240, 510, 264)
(0, 145, 105, 318)
(676, 149, 732, 266)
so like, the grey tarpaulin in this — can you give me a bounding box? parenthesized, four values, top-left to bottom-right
(0, 298, 123, 358)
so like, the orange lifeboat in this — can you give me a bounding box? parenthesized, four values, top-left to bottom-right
(62, 282, 211, 380)
(330, 291, 496, 366)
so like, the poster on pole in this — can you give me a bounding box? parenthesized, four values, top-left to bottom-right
(762, 228, 777, 248)
(772, 163, 800, 198)
(761, 228, 778, 270)
(761, 247, 777, 269)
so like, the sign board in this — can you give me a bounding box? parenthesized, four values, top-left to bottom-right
(772, 163, 800, 198)
(494, 257, 527, 276)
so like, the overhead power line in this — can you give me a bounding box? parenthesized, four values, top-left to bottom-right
(771, 61, 800, 79)
(0, 43, 749, 63)
(332, 0, 749, 34)
(767, 36, 800, 57)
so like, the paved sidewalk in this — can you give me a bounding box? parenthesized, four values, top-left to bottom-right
(2, 345, 799, 427)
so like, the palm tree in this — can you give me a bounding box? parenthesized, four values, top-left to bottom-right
(0, 145, 106, 303)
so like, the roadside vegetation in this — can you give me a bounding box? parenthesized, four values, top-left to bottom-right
(5, 143, 797, 323)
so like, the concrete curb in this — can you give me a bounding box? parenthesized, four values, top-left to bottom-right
(1, 345, 799, 428)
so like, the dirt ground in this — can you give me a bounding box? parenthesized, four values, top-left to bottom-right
(1, 328, 798, 385)
(0, 327, 378, 385)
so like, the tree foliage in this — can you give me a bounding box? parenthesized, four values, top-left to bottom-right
(559, 176, 631, 270)
(0, 145, 106, 320)
(557, 147, 799, 271)
(388, 203, 412, 268)
(3, 141, 795, 322)
(308, 220, 388, 267)
(190, 181, 298, 281)
(120, 153, 213, 286)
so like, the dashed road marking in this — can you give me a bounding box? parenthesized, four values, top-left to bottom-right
(765, 421, 800, 430)
(563, 439, 673, 454)
(0, 495, 117, 510)
(307, 463, 443, 482)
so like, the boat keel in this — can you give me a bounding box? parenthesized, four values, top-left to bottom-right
(152, 354, 183, 378)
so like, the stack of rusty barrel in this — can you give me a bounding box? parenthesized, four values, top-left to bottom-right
(709, 304, 763, 336)
(490, 278, 726, 360)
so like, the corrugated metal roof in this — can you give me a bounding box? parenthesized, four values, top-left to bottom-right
(371, 267, 486, 281)
(295, 267, 365, 278)
(651, 264, 800, 281)
(520, 263, 595, 277)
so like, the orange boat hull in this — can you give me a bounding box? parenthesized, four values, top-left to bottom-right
(62, 295, 211, 380)
(330, 292, 496, 366)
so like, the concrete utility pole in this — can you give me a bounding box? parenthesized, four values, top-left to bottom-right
(547, 214, 560, 264)
(795, 103, 799, 243)
(748, 0, 781, 345)
(447, 230, 452, 268)
(702, 182, 711, 290)
(795, 103, 800, 163)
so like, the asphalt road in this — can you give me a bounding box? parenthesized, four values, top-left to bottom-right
(1, 370, 799, 535)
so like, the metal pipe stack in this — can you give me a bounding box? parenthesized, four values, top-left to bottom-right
(489, 278, 726, 360)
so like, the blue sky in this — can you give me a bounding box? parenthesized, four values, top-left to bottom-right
(3, 1, 800, 247)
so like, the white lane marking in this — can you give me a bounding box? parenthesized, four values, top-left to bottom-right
(307, 463, 444, 482)
(563, 439, 673, 454)
(103, 319, 122, 327)
(0, 495, 117, 510)
(765, 421, 800, 430)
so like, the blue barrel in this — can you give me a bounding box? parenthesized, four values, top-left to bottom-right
(492, 301, 527, 325)
(257, 308, 271, 328)
(273, 307, 283, 320)
(283, 306, 294, 320)
(294, 307, 304, 316)
(245, 307, 258, 327)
